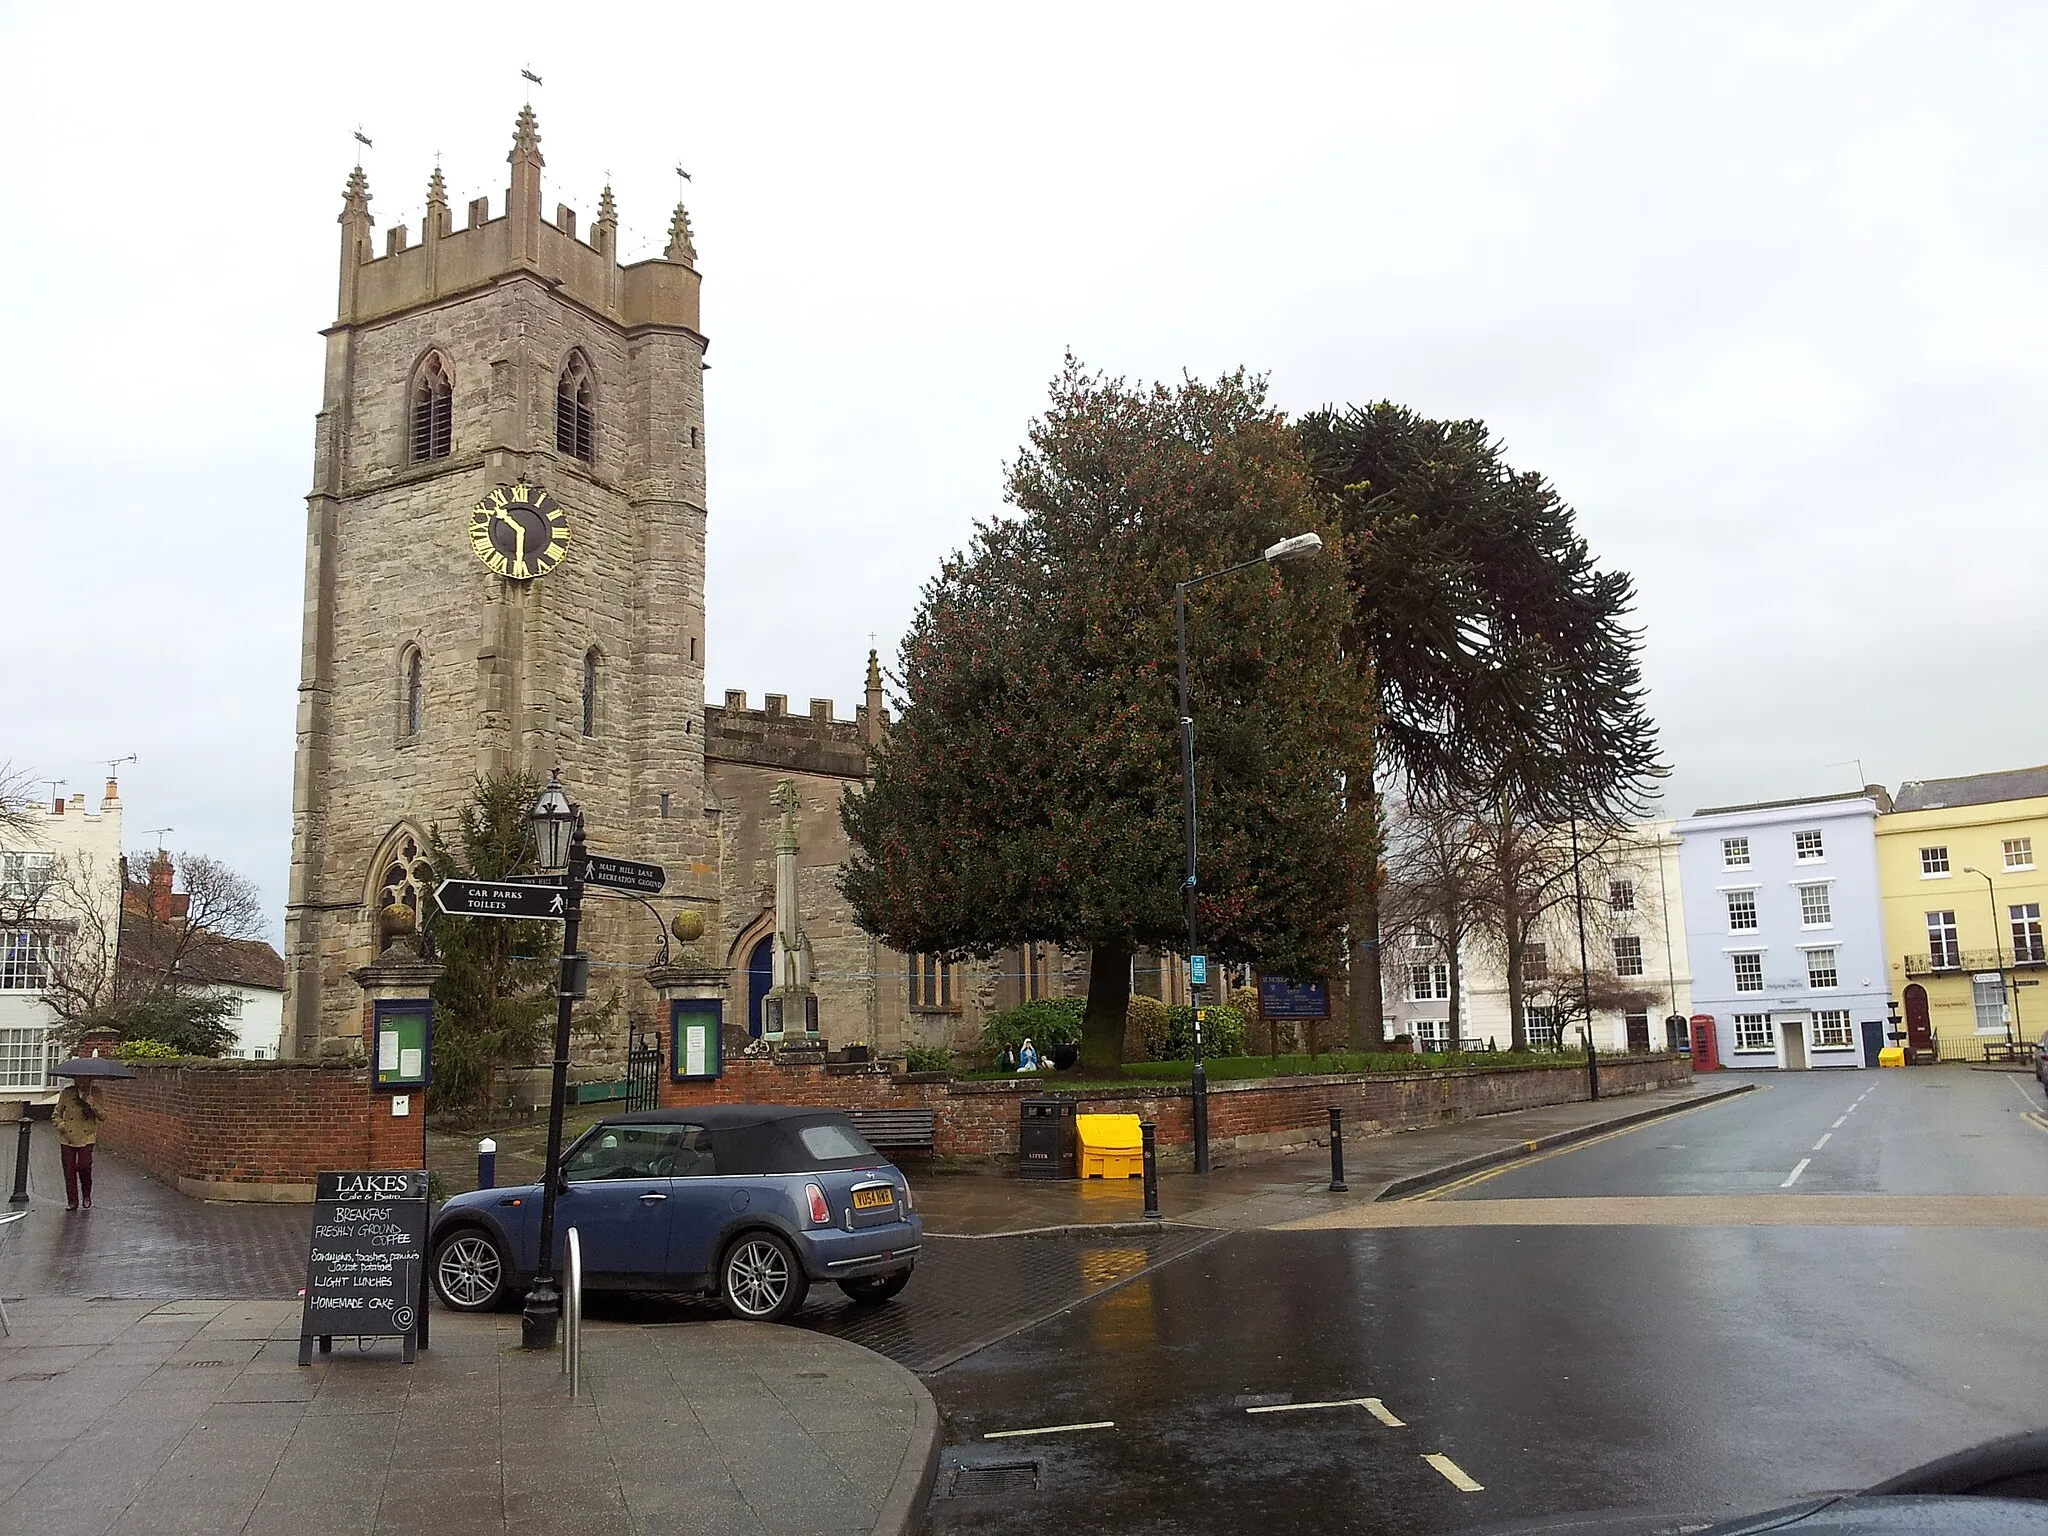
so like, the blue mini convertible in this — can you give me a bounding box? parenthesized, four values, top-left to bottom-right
(429, 1105, 922, 1322)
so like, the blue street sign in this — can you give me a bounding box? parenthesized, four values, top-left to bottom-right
(1190, 954, 1208, 988)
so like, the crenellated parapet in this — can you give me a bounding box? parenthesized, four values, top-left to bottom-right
(331, 108, 702, 335)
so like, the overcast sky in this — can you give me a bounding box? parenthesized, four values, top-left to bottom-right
(4, 2, 2044, 939)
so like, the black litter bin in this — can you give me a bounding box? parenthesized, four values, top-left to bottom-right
(1018, 1098, 1077, 1180)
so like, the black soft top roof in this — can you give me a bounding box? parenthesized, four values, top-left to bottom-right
(592, 1104, 879, 1174)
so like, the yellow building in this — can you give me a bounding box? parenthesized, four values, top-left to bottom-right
(1875, 766, 2048, 1061)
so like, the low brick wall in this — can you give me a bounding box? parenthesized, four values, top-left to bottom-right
(92, 1060, 420, 1202)
(662, 1052, 1693, 1166)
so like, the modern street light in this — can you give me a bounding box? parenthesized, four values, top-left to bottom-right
(1961, 865, 2020, 1044)
(522, 769, 587, 1351)
(1174, 531, 1324, 1175)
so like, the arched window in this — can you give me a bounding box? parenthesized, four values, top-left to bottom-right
(400, 645, 424, 740)
(556, 353, 595, 462)
(409, 352, 453, 463)
(375, 829, 434, 922)
(581, 647, 600, 737)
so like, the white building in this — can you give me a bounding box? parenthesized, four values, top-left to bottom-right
(1385, 818, 1694, 1055)
(0, 779, 124, 1099)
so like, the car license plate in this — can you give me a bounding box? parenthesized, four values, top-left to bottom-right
(852, 1186, 894, 1211)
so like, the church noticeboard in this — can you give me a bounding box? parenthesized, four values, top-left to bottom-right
(298, 1169, 429, 1365)
(672, 998, 723, 1081)
(1258, 976, 1331, 1021)
(371, 999, 432, 1092)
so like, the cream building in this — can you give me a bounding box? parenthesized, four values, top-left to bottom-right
(0, 779, 124, 1098)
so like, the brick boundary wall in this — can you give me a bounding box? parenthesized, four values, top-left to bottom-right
(91, 1060, 421, 1203)
(661, 1052, 1694, 1167)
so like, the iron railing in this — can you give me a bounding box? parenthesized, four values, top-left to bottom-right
(1904, 949, 2009, 977)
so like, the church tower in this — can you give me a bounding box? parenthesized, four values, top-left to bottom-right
(283, 109, 715, 1059)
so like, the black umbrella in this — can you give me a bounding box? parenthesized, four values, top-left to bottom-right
(50, 1058, 137, 1080)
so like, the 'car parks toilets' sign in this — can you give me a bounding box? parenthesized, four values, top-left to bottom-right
(298, 1169, 431, 1366)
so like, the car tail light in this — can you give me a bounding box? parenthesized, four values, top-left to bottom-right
(805, 1183, 830, 1225)
(902, 1183, 913, 1212)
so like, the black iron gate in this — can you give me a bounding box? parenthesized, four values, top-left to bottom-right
(625, 1029, 662, 1112)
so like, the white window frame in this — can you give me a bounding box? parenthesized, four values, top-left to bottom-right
(1409, 962, 1450, 1002)
(1721, 836, 1751, 870)
(1805, 947, 1838, 990)
(0, 1026, 50, 1090)
(0, 853, 53, 902)
(2003, 837, 2034, 872)
(1972, 973, 2009, 1035)
(1611, 934, 1645, 978)
(1926, 910, 1960, 969)
(1812, 1009, 1853, 1049)
(1731, 952, 1764, 993)
(2011, 903, 2044, 965)
(1522, 942, 1549, 981)
(0, 929, 58, 992)
(1525, 1005, 1562, 1050)
(1726, 889, 1759, 933)
(1920, 845, 1951, 878)
(1794, 829, 1825, 863)
(1797, 883, 1833, 928)
(1409, 928, 1439, 951)
(1608, 878, 1636, 914)
(1732, 1013, 1773, 1053)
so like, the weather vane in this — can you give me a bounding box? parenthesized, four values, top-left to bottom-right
(522, 66, 542, 102)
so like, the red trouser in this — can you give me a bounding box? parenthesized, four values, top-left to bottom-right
(60, 1143, 94, 1207)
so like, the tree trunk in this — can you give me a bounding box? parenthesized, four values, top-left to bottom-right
(1080, 942, 1134, 1075)
(1446, 936, 1462, 1050)
(1348, 785, 1386, 1050)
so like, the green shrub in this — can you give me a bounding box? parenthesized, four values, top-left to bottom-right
(978, 997, 1085, 1060)
(1164, 1002, 1250, 1059)
(112, 1038, 181, 1062)
(903, 1045, 952, 1075)
(1126, 994, 1171, 1060)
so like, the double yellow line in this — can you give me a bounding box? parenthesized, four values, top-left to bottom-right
(1404, 1096, 1745, 1202)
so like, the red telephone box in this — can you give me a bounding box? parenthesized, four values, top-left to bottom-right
(1690, 1013, 1720, 1071)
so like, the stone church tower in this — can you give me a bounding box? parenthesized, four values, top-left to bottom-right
(282, 109, 715, 1059)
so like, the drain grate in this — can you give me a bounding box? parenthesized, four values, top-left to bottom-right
(8, 1372, 58, 1382)
(167, 1360, 232, 1369)
(1234, 1392, 1292, 1408)
(949, 1461, 1040, 1497)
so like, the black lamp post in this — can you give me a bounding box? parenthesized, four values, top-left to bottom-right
(522, 771, 586, 1351)
(1962, 865, 2019, 1044)
(1174, 531, 1323, 1175)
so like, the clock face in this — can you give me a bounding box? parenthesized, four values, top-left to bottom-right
(467, 484, 570, 581)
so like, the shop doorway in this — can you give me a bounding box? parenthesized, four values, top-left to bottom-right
(1776, 1012, 1810, 1070)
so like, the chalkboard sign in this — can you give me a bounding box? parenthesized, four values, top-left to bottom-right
(298, 1169, 430, 1365)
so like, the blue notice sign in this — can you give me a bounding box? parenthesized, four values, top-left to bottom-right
(1189, 954, 1208, 988)
(1258, 976, 1330, 1020)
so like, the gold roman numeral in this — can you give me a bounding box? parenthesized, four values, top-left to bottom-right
(544, 543, 566, 564)
(510, 484, 530, 503)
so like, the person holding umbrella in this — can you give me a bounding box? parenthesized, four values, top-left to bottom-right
(48, 1057, 132, 1212)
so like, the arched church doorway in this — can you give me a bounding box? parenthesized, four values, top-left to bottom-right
(747, 936, 775, 1038)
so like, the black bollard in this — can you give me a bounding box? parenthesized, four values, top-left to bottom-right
(1327, 1104, 1348, 1192)
(1587, 1035, 1600, 1102)
(477, 1137, 497, 1191)
(1140, 1121, 1160, 1219)
(8, 1110, 30, 1205)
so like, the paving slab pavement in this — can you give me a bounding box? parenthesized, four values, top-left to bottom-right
(908, 1078, 1755, 1235)
(0, 1297, 938, 1536)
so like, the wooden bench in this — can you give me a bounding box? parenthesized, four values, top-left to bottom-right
(844, 1108, 937, 1152)
(1982, 1039, 2033, 1064)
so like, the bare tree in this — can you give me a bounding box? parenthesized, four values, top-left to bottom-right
(1380, 795, 1490, 1047)
(0, 763, 40, 842)
(121, 850, 270, 995)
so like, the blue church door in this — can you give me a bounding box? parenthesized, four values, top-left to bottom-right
(746, 937, 775, 1039)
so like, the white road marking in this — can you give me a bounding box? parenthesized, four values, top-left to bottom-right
(1831, 1117, 1847, 1129)
(1812, 1134, 1831, 1151)
(984, 1420, 1115, 1440)
(1781, 1158, 1811, 1188)
(1845, 1104, 1858, 1115)
(1245, 1396, 1404, 1426)
(1424, 1453, 1485, 1492)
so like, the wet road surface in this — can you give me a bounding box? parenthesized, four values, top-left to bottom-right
(922, 1069, 2048, 1534)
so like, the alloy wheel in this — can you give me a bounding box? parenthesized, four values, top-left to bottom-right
(435, 1233, 504, 1309)
(725, 1236, 793, 1317)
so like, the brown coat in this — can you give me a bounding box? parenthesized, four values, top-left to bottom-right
(52, 1086, 99, 1148)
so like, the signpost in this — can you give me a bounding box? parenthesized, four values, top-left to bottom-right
(1189, 954, 1208, 989)
(434, 879, 567, 921)
(585, 854, 666, 896)
(298, 1169, 429, 1365)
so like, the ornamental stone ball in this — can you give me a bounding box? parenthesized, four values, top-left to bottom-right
(670, 909, 705, 944)
(380, 903, 418, 943)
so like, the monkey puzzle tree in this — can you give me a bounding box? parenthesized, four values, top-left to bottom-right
(841, 360, 1372, 1074)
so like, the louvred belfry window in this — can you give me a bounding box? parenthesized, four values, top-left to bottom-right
(556, 355, 595, 462)
(409, 353, 453, 462)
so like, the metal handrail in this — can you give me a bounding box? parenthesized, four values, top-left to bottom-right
(562, 1226, 583, 1397)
